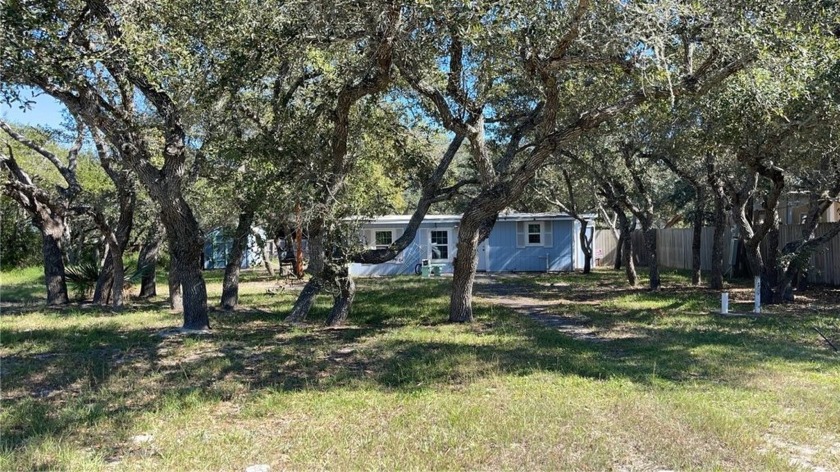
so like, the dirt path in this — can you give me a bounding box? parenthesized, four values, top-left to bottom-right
(472, 274, 609, 342)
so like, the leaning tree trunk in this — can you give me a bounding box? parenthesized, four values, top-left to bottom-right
(642, 226, 660, 290)
(286, 231, 325, 322)
(40, 218, 69, 305)
(325, 268, 356, 326)
(221, 209, 254, 310)
(136, 230, 163, 298)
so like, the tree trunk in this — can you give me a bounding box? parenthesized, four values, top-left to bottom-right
(643, 227, 660, 290)
(287, 277, 323, 322)
(623, 231, 637, 286)
(40, 218, 69, 305)
(616, 210, 637, 285)
(136, 231, 163, 298)
(221, 210, 254, 310)
(325, 271, 355, 326)
(160, 197, 209, 330)
(690, 190, 705, 286)
(579, 219, 592, 274)
(614, 234, 624, 270)
(286, 231, 325, 322)
(168, 255, 183, 311)
(177, 258, 210, 330)
(449, 211, 495, 323)
(93, 249, 114, 304)
(709, 196, 727, 290)
(107, 244, 125, 308)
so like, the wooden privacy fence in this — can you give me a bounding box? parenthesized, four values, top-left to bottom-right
(593, 224, 840, 286)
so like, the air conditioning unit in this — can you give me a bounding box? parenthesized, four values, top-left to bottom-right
(421, 259, 430, 266)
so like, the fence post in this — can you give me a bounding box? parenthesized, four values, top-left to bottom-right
(754, 276, 761, 314)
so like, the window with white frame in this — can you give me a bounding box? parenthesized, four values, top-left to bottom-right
(374, 230, 393, 250)
(527, 222, 542, 245)
(430, 230, 449, 260)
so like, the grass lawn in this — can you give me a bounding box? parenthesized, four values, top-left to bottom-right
(1, 267, 839, 471)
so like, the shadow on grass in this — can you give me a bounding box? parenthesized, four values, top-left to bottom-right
(2, 273, 838, 461)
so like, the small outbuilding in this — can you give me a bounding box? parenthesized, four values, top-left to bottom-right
(349, 212, 595, 276)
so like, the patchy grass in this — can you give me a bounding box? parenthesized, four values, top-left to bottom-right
(0, 267, 45, 304)
(1, 268, 839, 471)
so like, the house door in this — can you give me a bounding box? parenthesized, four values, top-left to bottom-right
(477, 240, 489, 271)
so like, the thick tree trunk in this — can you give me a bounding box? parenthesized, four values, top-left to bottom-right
(643, 227, 660, 290)
(450, 228, 479, 322)
(325, 272, 355, 326)
(160, 197, 209, 330)
(136, 232, 163, 298)
(286, 231, 325, 322)
(168, 255, 183, 311)
(449, 211, 496, 323)
(221, 210, 254, 310)
(40, 219, 69, 305)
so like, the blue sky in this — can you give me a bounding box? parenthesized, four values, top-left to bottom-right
(0, 88, 68, 129)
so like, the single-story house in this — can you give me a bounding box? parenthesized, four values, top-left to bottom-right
(349, 212, 595, 276)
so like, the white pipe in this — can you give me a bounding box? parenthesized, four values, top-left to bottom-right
(754, 276, 761, 314)
(721, 292, 729, 314)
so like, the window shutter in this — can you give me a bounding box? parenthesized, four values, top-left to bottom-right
(516, 222, 525, 248)
(365, 229, 375, 249)
(419, 228, 430, 259)
(543, 221, 553, 247)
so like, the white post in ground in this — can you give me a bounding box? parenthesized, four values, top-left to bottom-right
(754, 276, 761, 314)
(721, 292, 729, 314)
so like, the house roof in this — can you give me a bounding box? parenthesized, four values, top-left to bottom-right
(350, 212, 596, 225)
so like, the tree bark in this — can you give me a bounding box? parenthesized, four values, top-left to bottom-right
(168, 255, 183, 311)
(690, 188, 705, 286)
(707, 158, 727, 290)
(579, 219, 592, 274)
(40, 218, 69, 305)
(160, 196, 208, 329)
(93, 248, 114, 304)
(221, 209, 254, 310)
(137, 229, 163, 298)
(616, 208, 637, 285)
(449, 210, 496, 323)
(286, 231, 325, 322)
(642, 226, 660, 290)
(325, 270, 355, 326)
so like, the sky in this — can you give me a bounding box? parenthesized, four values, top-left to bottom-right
(0, 87, 68, 130)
